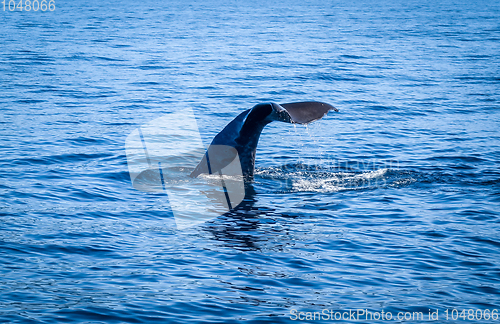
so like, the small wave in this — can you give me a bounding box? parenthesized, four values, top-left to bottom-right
(11, 152, 115, 166)
(426, 155, 487, 163)
(93, 56, 126, 62)
(199, 173, 244, 182)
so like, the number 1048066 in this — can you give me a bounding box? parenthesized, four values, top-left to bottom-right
(2, 0, 55, 11)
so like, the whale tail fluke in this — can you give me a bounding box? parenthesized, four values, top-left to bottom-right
(190, 101, 338, 180)
(279, 101, 338, 124)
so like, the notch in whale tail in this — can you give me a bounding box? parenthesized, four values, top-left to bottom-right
(190, 101, 338, 180)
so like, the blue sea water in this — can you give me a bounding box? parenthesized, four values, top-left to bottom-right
(1, 0, 500, 322)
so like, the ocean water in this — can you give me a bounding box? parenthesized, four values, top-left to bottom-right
(1, 0, 500, 322)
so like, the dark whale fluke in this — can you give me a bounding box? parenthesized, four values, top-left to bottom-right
(190, 101, 338, 180)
